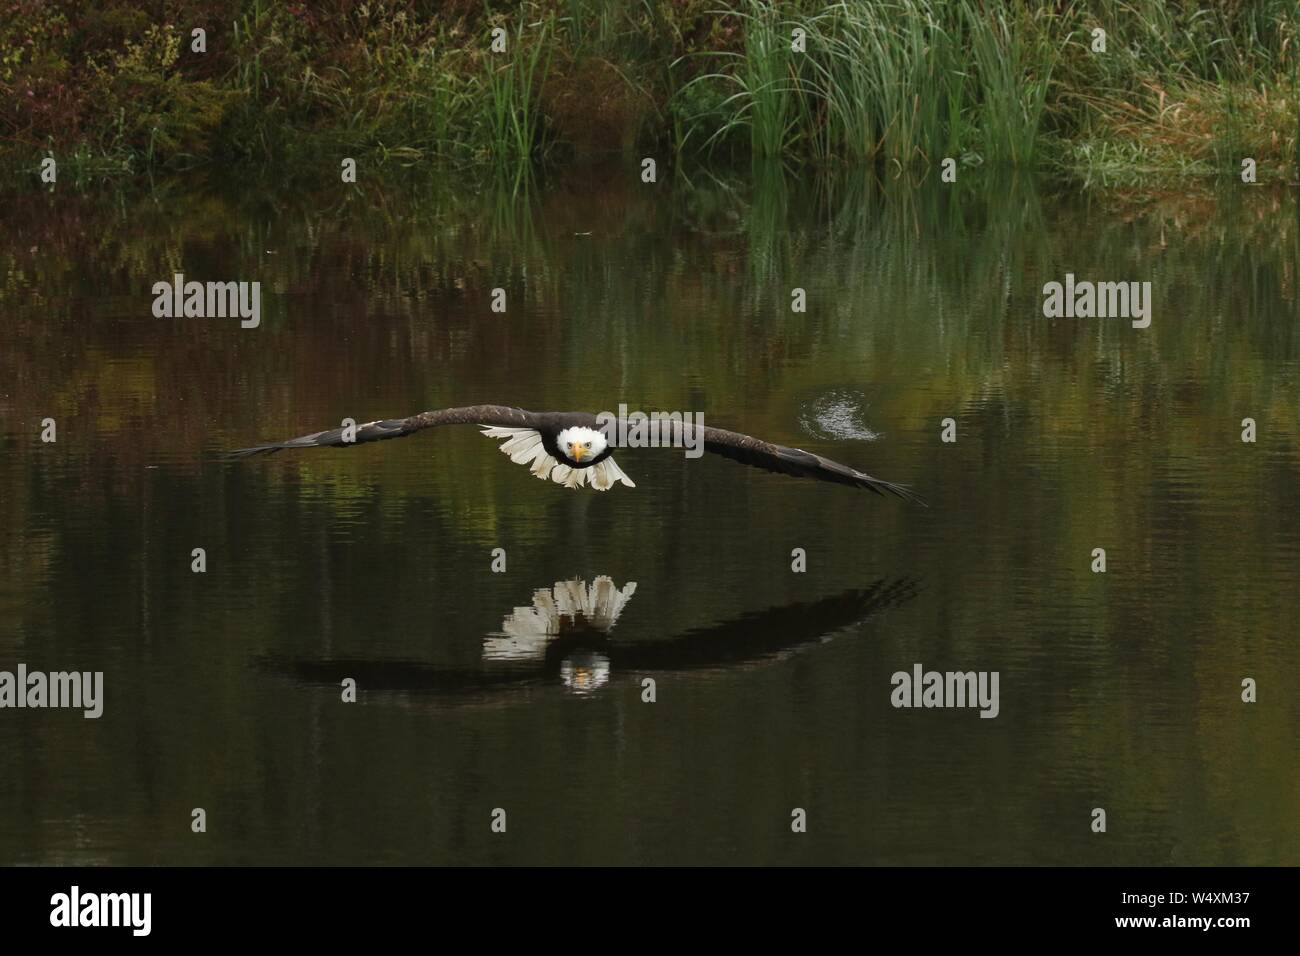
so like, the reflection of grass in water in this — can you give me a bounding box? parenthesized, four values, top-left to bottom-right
(742, 158, 792, 295)
(4, 167, 1299, 467)
(486, 161, 540, 245)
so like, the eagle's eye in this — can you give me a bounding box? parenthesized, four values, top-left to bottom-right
(584, 442, 592, 449)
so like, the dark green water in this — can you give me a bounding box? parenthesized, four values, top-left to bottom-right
(1, 164, 1297, 865)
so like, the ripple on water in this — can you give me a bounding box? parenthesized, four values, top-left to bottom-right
(799, 390, 883, 442)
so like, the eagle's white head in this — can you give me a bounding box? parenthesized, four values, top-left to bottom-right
(556, 426, 607, 465)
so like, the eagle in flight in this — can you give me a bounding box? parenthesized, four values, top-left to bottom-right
(228, 404, 920, 500)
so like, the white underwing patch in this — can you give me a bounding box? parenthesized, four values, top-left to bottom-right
(480, 426, 635, 490)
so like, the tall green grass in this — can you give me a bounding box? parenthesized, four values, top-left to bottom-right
(485, 16, 556, 162)
(803, 1, 971, 164)
(678, 1, 800, 156)
(965, 2, 1059, 166)
(680, 0, 1063, 167)
(676, 0, 1296, 173)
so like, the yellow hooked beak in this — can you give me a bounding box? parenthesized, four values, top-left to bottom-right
(570, 444, 586, 462)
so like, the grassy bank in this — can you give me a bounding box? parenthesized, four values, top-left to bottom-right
(2, 0, 1297, 178)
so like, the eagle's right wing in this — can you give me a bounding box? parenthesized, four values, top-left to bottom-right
(224, 405, 552, 458)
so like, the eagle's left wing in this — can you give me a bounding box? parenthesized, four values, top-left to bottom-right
(637, 419, 922, 502)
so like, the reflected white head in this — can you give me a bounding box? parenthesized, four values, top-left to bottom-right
(556, 426, 606, 465)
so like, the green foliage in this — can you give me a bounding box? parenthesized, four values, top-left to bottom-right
(678, 0, 1296, 171)
(0, 0, 1295, 175)
(85, 24, 232, 160)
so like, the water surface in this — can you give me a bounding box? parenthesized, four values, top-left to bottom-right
(1, 165, 1297, 865)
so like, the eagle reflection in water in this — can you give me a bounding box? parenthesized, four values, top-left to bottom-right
(484, 577, 638, 693)
(262, 577, 916, 702)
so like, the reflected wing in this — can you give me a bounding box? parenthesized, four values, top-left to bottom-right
(225, 405, 595, 459)
(259, 578, 919, 702)
(614, 577, 918, 670)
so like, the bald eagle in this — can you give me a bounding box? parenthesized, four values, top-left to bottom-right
(228, 404, 920, 500)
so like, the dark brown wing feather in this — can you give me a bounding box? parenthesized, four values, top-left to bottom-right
(697, 424, 924, 503)
(227, 405, 921, 503)
(224, 405, 595, 459)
